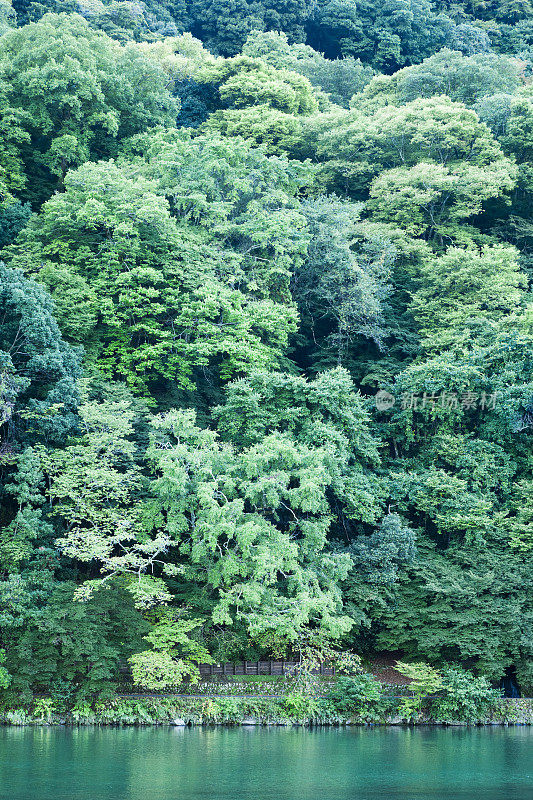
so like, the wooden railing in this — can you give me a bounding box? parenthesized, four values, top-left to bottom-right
(197, 660, 336, 676)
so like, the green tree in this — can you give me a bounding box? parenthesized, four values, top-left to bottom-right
(243, 29, 374, 107)
(6, 146, 308, 395)
(0, 649, 11, 691)
(146, 406, 355, 649)
(410, 245, 526, 351)
(199, 54, 319, 152)
(129, 610, 212, 689)
(507, 480, 533, 552)
(40, 396, 176, 608)
(357, 48, 522, 108)
(312, 96, 516, 216)
(0, 263, 81, 447)
(430, 666, 500, 722)
(307, 0, 454, 69)
(2, 580, 148, 701)
(186, 0, 310, 56)
(0, 12, 178, 203)
(141, 368, 382, 652)
(0, 448, 53, 571)
(293, 196, 390, 367)
(339, 512, 417, 633)
(375, 539, 533, 687)
(395, 660, 444, 716)
(367, 159, 516, 246)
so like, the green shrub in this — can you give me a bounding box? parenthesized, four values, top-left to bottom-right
(32, 697, 56, 723)
(2, 708, 30, 725)
(283, 691, 319, 720)
(323, 674, 383, 716)
(394, 661, 444, 720)
(71, 701, 97, 725)
(430, 667, 501, 722)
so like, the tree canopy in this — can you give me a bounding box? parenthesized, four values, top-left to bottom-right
(0, 0, 531, 698)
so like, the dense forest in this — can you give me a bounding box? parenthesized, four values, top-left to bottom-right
(0, 0, 531, 703)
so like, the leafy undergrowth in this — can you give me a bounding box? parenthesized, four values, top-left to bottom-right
(1, 695, 531, 727)
(1, 666, 530, 726)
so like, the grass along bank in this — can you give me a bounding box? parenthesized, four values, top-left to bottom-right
(2, 671, 532, 727)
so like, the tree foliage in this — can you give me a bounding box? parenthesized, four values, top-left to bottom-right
(0, 0, 532, 701)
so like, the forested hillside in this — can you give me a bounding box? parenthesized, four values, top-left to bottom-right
(0, 0, 531, 703)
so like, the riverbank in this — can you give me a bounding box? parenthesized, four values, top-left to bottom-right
(1, 696, 532, 726)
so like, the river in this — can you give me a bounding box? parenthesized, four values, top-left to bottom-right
(1, 725, 531, 799)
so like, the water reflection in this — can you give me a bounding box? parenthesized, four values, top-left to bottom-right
(0, 725, 531, 800)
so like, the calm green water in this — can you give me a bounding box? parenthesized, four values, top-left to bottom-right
(0, 726, 532, 800)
